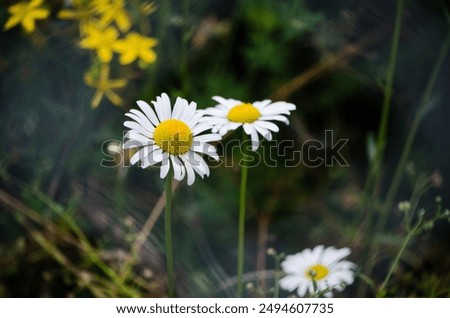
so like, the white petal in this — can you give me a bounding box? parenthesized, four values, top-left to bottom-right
(161, 93, 172, 119)
(186, 111, 203, 127)
(296, 281, 310, 297)
(191, 152, 210, 176)
(192, 142, 219, 160)
(252, 99, 272, 109)
(179, 101, 197, 123)
(141, 148, 164, 168)
(172, 96, 188, 120)
(160, 157, 170, 179)
(212, 96, 241, 108)
(180, 155, 196, 185)
(279, 275, 301, 292)
(254, 120, 279, 132)
(242, 123, 253, 135)
(250, 129, 259, 151)
(136, 100, 160, 126)
(123, 133, 153, 148)
(260, 114, 289, 124)
(124, 121, 152, 136)
(253, 124, 272, 141)
(130, 146, 151, 165)
(195, 133, 222, 143)
(170, 155, 184, 181)
(203, 107, 227, 117)
(192, 122, 214, 136)
(127, 109, 155, 130)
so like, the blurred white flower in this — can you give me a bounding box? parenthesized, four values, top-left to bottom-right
(202, 96, 296, 150)
(279, 245, 356, 297)
(123, 93, 221, 185)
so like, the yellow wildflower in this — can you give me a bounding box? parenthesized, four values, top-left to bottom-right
(57, 0, 95, 32)
(84, 63, 128, 108)
(93, 0, 131, 32)
(114, 32, 158, 65)
(80, 23, 120, 63)
(4, 0, 50, 33)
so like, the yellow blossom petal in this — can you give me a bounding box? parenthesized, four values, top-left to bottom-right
(98, 47, 113, 63)
(22, 16, 36, 33)
(4, 15, 21, 30)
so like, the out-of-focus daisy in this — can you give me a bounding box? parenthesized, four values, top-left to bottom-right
(4, 0, 50, 33)
(203, 96, 296, 150)
(123, 93, 221, 185)
(279, 245, 356, 297)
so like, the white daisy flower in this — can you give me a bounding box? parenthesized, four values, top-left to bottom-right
(279, 245, 356, 297)
(202, 96, 296, 150)
(123, 93, 221, 185)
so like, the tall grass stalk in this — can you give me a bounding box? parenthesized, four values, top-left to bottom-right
(364, 29, 450, 295)
(356, 0, 405, 219)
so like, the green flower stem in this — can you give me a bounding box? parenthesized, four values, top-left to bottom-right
(165, 168, 175, 297)
(377, 221, 420, 296)
(237, 132, 249, 297)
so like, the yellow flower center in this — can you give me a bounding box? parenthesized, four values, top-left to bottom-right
(227, 103, 261, 123)
(154, 119, 193, 155)
(305, 264, 329, 281)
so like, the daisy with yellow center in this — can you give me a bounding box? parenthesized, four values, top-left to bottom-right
(280, 245, 356, 297)
(202, 95, 296, 296)
(123, 93, 220, 297)
(3, 0, 50, 33)
(203, 96, 296, 150)
(123, 93, 221, 185)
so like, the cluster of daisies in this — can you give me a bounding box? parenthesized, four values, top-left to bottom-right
(123, 93, 356, 297)
(123, 93, 296, 185)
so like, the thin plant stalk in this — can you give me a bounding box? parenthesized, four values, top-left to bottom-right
(377, 221, 420, 296)
(375, 29, 450, 236)
(165, 168, 175, 297)
(237, 132, 249, 297)
(362, 29, 450, 295)
(356, 0, 405, 219)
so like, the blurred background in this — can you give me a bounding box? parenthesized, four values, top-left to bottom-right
(0, 0, 449, 297)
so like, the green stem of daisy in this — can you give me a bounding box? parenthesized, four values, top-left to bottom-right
(165, 168, 175, 298)
(237, 132, 249, 297)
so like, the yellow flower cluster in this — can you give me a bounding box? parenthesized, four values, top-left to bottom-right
(60, 0, 158, 66)
(3, 0, 159, 109)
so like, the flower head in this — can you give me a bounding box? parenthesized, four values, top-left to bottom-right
(93, 0, 131, 32)
(4, 0, 50, 33)
(203, 96, 296, 150)
(57, 0, 96, 32)
(84, 63, 128, 108)
(279, 245, 356, 297)
(80, 23, 120, 63)
(123, 93, 221, 185)
(114, 32, 158, 65)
